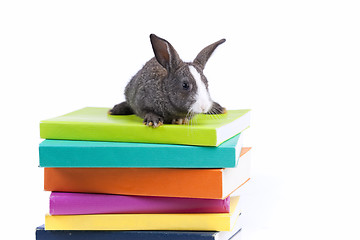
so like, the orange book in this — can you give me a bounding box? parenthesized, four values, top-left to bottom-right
(44, 148, 251, 199)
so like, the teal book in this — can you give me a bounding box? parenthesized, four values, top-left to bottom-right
(40, 107, 251, 146)
(39, 133, 243, 168)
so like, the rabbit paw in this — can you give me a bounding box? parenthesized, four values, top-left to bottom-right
(172, 118, 190, 125)
(108, 102, 134, 115)
(206, 102, 227, 114)
(143, 113, 164, 128)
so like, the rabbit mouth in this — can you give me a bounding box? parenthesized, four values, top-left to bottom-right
(190, 94, 212, 114)
(188, 101, 212, 115)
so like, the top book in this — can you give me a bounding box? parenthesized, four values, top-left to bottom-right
(40, 107, 251, 146)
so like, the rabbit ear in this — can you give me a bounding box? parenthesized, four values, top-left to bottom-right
(193, 39, 226, 70)
(150, 34, 182, 72)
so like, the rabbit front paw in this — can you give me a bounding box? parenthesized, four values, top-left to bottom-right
(171, 118, 190, 125)
(143, 113, 164, 128)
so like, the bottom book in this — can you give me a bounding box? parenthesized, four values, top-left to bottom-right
(36, 216, 242, 240)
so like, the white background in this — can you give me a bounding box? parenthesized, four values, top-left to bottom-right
(1, 0, 360, 239)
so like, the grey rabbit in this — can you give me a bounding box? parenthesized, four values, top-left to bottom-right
(109, 34, 227, 127)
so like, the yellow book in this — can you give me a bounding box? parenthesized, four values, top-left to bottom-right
(45, 196, 241, 231)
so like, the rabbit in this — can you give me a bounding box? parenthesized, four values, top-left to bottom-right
(109, 34, 227, 128)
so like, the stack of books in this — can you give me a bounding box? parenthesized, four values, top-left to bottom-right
(36, 107, 251, 240)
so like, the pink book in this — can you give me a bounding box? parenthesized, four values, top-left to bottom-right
(50, 192, 230, 215)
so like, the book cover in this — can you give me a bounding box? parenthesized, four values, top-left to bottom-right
(44, 148, 251, 199)
(45, 196, 240, 231)
(39, 133, 243, 168)
(40, 107, 251, 146)
(36, 218, 242, 239)
(50, 192, 230, 215)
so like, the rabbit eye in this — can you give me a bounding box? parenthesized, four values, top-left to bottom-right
(182, 82, 190, 90)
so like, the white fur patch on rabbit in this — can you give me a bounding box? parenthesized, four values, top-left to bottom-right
(189, 66, 212, 113)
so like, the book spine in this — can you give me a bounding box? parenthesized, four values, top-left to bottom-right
(39, 139, 236, 168)
(44, 167, 223, 199)
(40, 121, 217, 146)
(44, 213, 231, 231)
(50, 192, 230, 215)
(36, 226, 216, 240)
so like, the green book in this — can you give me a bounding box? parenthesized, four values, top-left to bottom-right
(40, 107, 251, 146)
